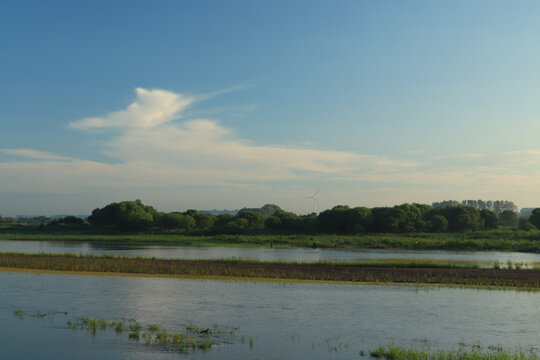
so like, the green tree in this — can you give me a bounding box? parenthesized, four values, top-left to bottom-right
(371, 207, 401, 233)
(259, 204, 281, 216)
(480, 209, 498, 230)
(428, 205, 483, 232)
(211, 214, 235, 233)
(237, 210, 265, 230)
(273, 209, 302, 232)
(264, 216, 281, 229)
(345, 207, 372, 233)
(498, 210, 518, 227)
(430, 215, 448, 232)
(528, 208, 540, 229)
(318, 205, 350, 233)
(224, 218, 249, 234)
(519, 222, 537, 231)
(159, 212, 185, 229)
(88, 200, 158, 231)
(179, 215, 196, 231)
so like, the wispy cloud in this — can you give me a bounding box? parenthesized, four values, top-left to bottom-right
(195, 82, 257, 101)
(0, 148, 74, 161)
(69, 88, 193, 130)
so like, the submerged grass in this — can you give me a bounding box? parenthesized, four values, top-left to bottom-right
(370, 345, 539, 360)
(18, 309, 247, 354)
(2, 252, 540, 289)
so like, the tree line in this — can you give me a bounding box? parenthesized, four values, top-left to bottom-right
(3, 200, 539, 234)
(432, 200, 517, 215)
(80, 200, 539, 234)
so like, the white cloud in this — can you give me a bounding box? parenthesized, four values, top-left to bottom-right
(3, 87, 540, 213)
(106, 119, 365, 175)
(69, 88, 194, 130)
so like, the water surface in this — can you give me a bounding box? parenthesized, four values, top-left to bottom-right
(1, 271, 539, 359)
(1, 239, 539, 265)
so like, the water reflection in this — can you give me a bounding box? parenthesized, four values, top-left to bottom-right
(1, 240, 540, 265)
(1, 272, 539, 359)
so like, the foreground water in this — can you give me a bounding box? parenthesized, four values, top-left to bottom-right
(1, 271, 539, 359)
(1, 240, 540, 265)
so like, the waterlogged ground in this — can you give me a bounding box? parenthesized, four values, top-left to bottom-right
(2, 240, 540, 266)
(1, 272, 540, 359)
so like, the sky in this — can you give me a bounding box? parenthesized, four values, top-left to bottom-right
(1, 0, 540, 216)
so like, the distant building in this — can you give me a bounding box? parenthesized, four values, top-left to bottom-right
(519, 208, 536, 218)
(199, 209, 238, 215)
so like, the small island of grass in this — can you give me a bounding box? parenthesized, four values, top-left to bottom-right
(2, 252, 540, 290)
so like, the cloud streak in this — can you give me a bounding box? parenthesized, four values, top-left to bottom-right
(0, 148, 74, 161)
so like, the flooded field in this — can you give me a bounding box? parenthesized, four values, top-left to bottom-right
(1, 271, 539, 359)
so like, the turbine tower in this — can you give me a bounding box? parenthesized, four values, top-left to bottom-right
(304, 187, 320, 214)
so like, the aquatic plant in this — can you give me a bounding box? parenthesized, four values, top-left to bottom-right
(128, 322, 142, 340)
(156, 329, 169, 345)
(199, 338, 212, 350)
(172, 331, 185, 345)
(370, 345, 539, 360)
(114, 321, 124, 333)
(13, 307, 241, 355)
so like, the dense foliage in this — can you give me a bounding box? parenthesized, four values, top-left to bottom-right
(2, 200, 537, 236)
(432, 200, 517, 215)
(75, 201, 535, 235)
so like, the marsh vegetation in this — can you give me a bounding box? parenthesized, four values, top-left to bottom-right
(3, 252, 540, 289)
(370, 345, 540, 360)
(14, 309, 243, 354)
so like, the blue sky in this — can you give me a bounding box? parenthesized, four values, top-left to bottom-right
(1, 0, 540, 216)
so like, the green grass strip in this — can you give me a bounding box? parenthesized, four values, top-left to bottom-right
(2, 230, 540, 252)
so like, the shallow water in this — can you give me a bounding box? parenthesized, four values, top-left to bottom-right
(1, 240, 540, 266)
(1, 271, 540, 359)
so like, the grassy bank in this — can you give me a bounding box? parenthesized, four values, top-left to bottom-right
(2, 252, 540, 289)
(1, 230, 540, 252)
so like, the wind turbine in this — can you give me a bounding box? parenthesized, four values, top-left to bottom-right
(304, 187, 320, 214)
